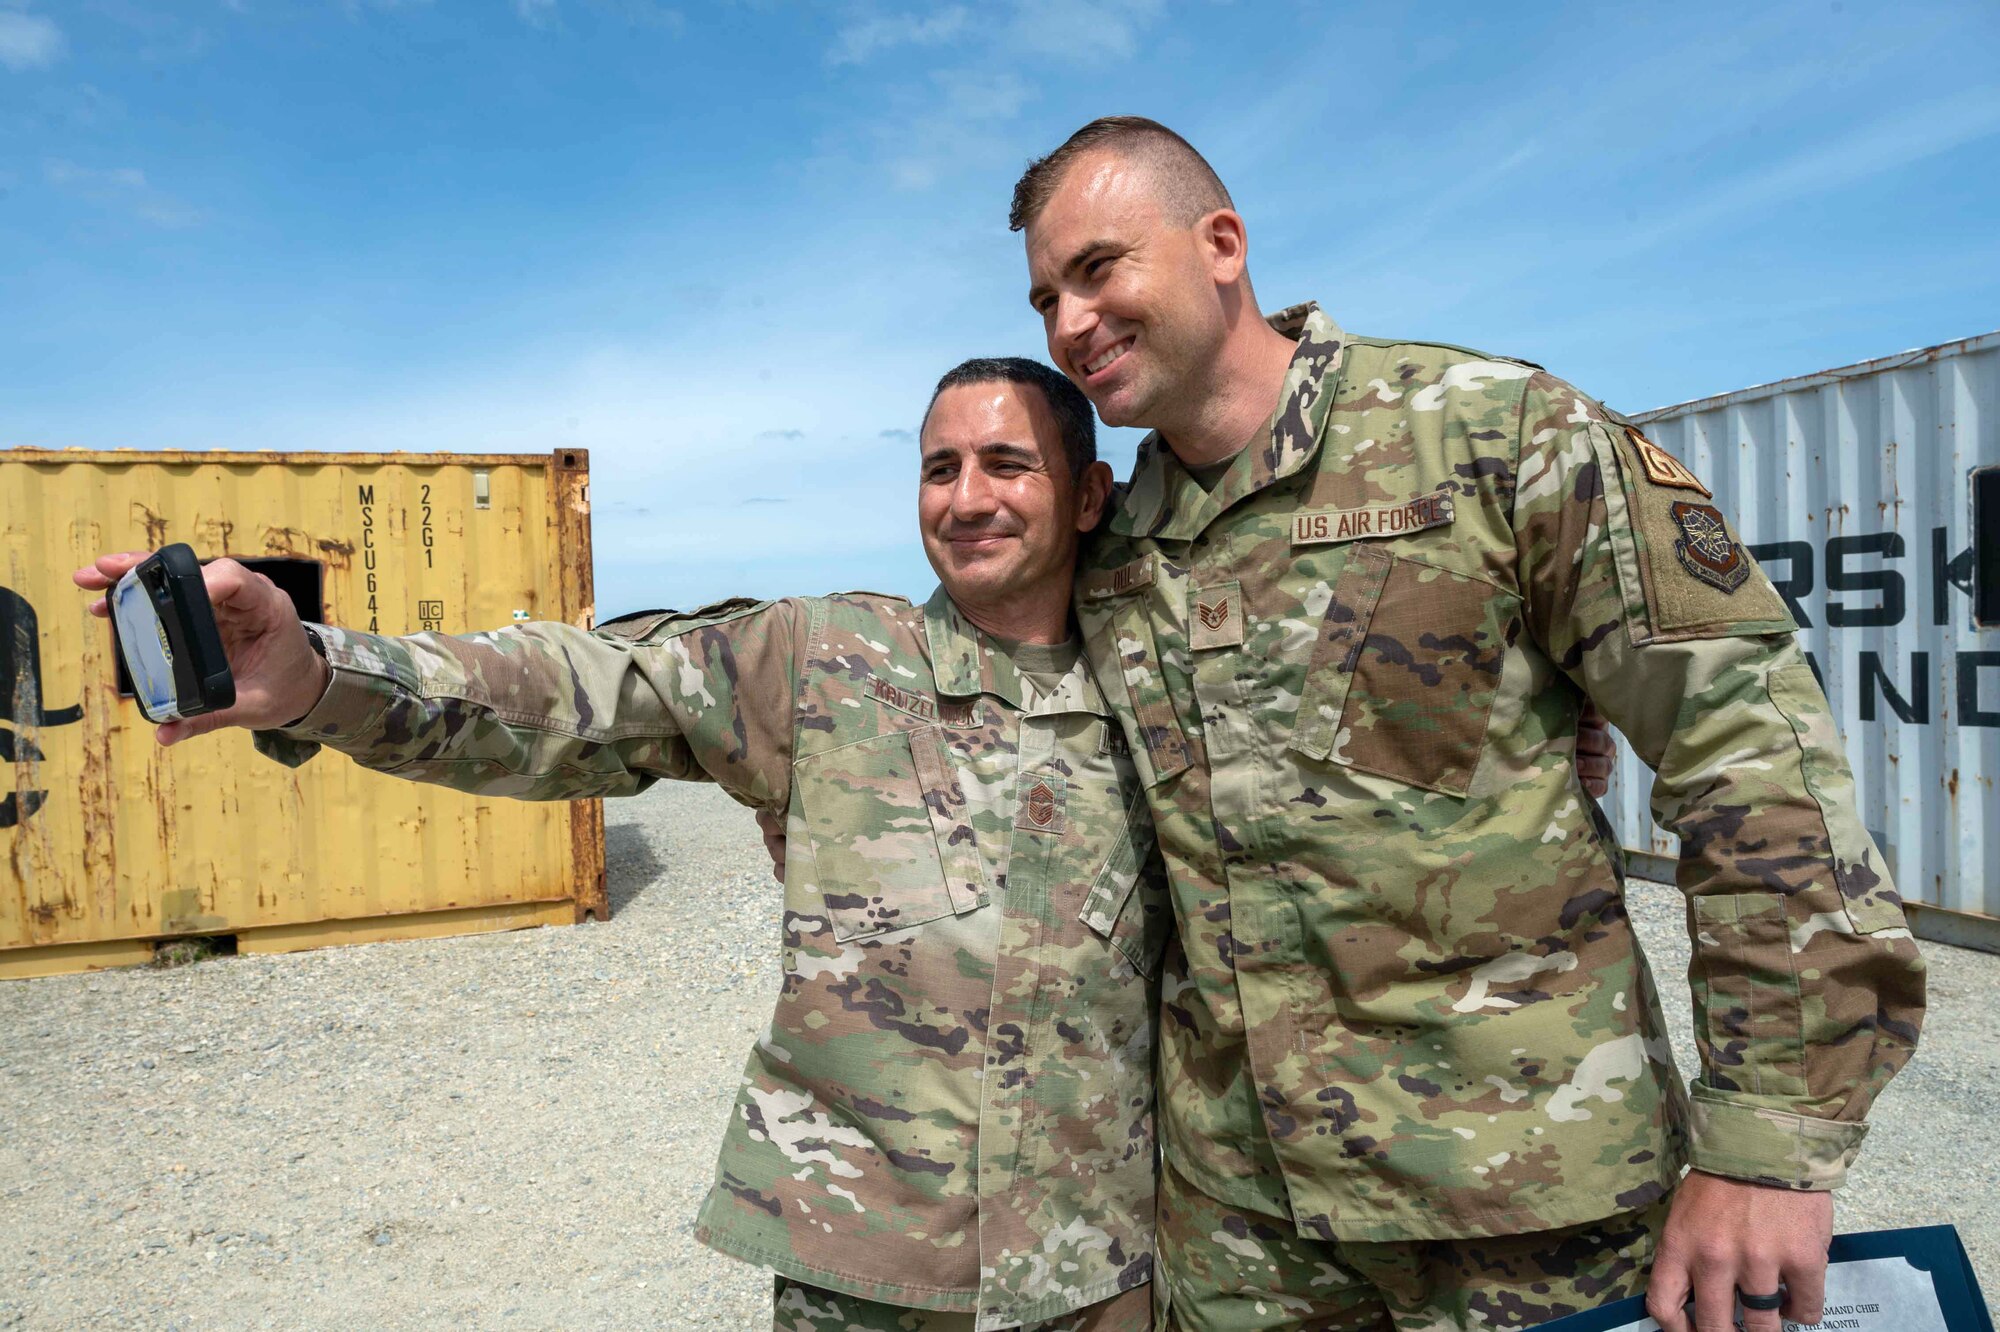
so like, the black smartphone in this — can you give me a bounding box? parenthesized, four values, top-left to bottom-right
(109, 544, 236, 724)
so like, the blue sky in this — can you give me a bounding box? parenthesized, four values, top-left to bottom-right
(5, 0, 1998, 619)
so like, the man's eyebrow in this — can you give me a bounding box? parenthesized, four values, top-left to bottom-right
(922, 439, 1040, 469)
(976, 441, 1040, 465)
(1064, 239, 1117, 271)
(1027, 239, 1119, 307)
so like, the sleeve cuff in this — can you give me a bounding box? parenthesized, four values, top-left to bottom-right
(1686, 1086, 1868, 1191)
(249, 626, 405, 768)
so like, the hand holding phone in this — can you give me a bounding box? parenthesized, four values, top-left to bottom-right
(109, 544, 235, 724)
(74, 549, 331, 745)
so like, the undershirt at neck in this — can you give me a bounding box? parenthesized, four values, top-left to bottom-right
(1183, 450, 1242, 492)
(997, 635, 1082, 698)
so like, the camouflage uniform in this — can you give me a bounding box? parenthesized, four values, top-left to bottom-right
(773, 1275, 1151, 1331)
(1072, 303, 1925, 1311)
(1154, 1159, 1669, 1331)
(255, 588, 1170, 1331)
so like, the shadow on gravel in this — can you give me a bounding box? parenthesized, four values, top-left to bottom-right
(605, 820, 670, 915)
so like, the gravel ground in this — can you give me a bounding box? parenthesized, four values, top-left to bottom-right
(1, 781, 1993, 1329)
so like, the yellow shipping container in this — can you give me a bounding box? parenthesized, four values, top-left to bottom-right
(0, 448, 605, 979)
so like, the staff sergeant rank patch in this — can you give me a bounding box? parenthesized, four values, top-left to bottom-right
(1292, 492, 1454, 546)
(1190, 579, 1244, 650)
(1671, 501, 1750, 593)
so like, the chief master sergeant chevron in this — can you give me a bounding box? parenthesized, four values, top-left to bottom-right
(1012, 117, 1927, 1332)
(74, 359, 1167, 1332)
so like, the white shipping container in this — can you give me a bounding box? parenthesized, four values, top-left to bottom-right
(1601, 331, 2000, 952)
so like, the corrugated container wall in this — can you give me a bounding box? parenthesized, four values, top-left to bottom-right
(0, 449, 605, 978)
(1601, 333, 2000, 951)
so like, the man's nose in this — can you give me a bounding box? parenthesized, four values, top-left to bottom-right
(1052, 295, 1095, 363)
(951, 466, 999, 519)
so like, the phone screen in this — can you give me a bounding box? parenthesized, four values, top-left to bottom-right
(112, 567, 184, 721)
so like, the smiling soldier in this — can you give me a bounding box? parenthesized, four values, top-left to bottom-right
(1011, 117, 1927, 1332)
(77, 360, 1166, 1332)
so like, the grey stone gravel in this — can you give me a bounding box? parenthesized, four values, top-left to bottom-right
(0, 782, 1992, 1328)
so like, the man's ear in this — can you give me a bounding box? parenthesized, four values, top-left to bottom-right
(1200, 208, 1249, 285)
(1075, 460, 1116, 533)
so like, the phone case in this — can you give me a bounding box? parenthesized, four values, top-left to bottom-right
(111, 543, 236, 724)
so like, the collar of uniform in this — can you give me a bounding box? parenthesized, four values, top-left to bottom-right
(922, 585, 1026, 709)
(922, 586, 1107, 717)
(1109, 301, 1347, 540)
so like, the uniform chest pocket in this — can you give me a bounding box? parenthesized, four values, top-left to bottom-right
(1288, 543, 1522, 796)
(793, 727, 988, 942)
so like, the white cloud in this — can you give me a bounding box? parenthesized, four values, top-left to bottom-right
(505, 0, 685, 33)
(827, 6, 970, 66)
(828, 0, 1161, 70)
(1612, 88, 2000, 259)
(222, 337, 943, 610)
(880, 70, 1035, 190)
(44, 159, 204, 228)
(824, 0, 1164, 191)
(1003, 0, 1161, 62)
(0, 10, 63, 70)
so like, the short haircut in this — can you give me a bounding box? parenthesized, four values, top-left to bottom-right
(921, 357, 1097, 480)
(1009, 115, 1233, 233)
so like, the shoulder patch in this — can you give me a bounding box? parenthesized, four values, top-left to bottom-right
(1669, 501, 1750, 592)
(1596, 426, 1794, 642)
(1626, 427, 1710, 496)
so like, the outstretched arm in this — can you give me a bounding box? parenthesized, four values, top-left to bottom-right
(75, 551, 799, 810)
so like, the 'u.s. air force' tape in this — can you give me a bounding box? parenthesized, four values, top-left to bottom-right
(1291, 493, 1453, 546)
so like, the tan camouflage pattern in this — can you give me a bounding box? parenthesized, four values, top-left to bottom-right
(772, 1276, 1151, 1332)
(1155, 1160, 1667, 1331)
(1073, 301, 1925, 1244)
(255, 587, 1170, 1329)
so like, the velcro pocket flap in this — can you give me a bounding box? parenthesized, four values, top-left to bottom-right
(1289, 544, 1393, 761)
(908, 725, 989, 917)
(1079, 787, 1165, 977)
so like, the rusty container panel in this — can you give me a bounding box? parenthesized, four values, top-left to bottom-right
(0, 449, 604, 978)
(1601, 332, 2000, 951)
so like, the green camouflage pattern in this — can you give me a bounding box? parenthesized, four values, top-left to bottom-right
(772, 1276, 1151, 1331)
(1154, 1159, 1667, 1331)
(1073, 301, 1925, 1243)
(255, 588, 1170, 1329)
